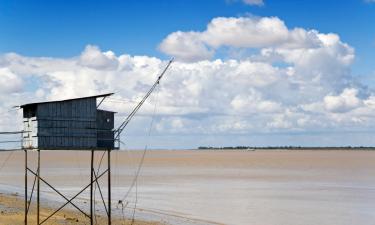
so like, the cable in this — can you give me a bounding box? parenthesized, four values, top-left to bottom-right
(114, 140, 134, 220)
(114, 150, 120, 188)
(0, 131, 24, 134)
(120, 147, 147, 201)
(117, 69, 164, 201)
(74, 151, 85, 191)
(0, 151, 14, 173)
(0, 131, 24, 150)
(0, 149, 23, 152)
(94, 151, 106, 225)
(0, 140, 22, 143)
(106, 98, 138, 104)
(0, 108, 20, 117)
(114, 58, 173, 141)
(118, 85, 161, 224)
(131, 179, 138, 225)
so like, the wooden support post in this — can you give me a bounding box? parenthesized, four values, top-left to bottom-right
(37, 150, 40, 225)
(24, 150, 27, 225)
(108, 149, 111, 225)
(90, 150, 94, 225)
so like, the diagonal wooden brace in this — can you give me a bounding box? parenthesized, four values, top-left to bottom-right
(27, 168, 108, 224)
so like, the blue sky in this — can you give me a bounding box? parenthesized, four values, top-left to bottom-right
(0, 2, 373, 57)
(1, 0, 374, 78)
(1, 0, 375, 148)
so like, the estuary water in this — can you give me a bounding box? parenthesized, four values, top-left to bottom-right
(0, 150, 375, 225)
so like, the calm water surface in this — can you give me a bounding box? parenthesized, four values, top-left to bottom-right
(0, 150, 375, 225)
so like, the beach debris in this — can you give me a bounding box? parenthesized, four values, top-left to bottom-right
(65, 216, 79, 222)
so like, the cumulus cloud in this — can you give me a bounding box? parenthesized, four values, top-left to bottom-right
(79, 45, 119, 70)
(324, 88, 363, 113)
(158, 32, 214, 62)
(0, 68, 24, 93)
(0, 16, 374, 148)
(227, 0, 264, 6)
(160, 16, 292, 61)
(242, 0, 264, 5)
(0, 44, 369, 135)
(202, 17, 289, 48)
(159, 16, 352, 62)
(230, 91, 282, 114)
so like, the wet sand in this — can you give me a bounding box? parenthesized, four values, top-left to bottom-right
(0, 192, 160, 225)
(1, 150, 375, 225)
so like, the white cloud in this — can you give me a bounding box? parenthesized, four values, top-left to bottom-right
(159, 16, 291, 61)
(227, 0, 264, 6)
(0, 43, 368, 136)
(242, 0, 264, 6)
(324, 88, 363, 113)
(79, 45, 119, 70)
(1, 16, 375, 148)
(202, 17, 289, 48)
(158, 16, 354, 62)
(0, 68, 24, 93)
(230, 89, 282, 114)
(158, 31, 214, 62)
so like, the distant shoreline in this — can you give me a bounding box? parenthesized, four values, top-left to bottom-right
(196, 146, 375, 151)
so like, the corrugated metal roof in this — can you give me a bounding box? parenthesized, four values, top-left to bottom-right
(20, 93, 114, 108)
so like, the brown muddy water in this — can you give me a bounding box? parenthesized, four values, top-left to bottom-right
(0, 150, 374, 225)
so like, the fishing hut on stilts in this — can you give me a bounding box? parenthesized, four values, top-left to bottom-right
(21, 93, 116, 225)
(19, 59, 173, 225)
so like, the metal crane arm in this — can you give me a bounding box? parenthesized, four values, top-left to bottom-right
(114, 59, 173, 143)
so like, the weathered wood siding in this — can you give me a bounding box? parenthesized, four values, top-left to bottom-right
(22, 97, 115, 150)
(37, 98, 97, 149)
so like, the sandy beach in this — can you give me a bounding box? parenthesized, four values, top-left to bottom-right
(1, 150, 375, 225)
(0, 192, 160, 225)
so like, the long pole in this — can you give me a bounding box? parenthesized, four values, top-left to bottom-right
(90, 150, 94, 225)
(108, 149, 111, 225)
(114, 58, 173, 141)
(37, 150, 40, 225)
(24, 149, 27, 225)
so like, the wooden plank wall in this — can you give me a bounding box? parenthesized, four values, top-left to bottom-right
(36, 98, 97, 149)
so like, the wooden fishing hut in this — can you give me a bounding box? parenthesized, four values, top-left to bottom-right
(20, 93, 116, 225)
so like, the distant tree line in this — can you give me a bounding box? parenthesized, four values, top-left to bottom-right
(197, 146, 375, 150)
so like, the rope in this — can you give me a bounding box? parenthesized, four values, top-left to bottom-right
(0, 131, 24, 134)
(106, 98, 138, 104)
(0, 151, 14, 172)
(114, 140, 134, 220)
(0, 149, 23, 152)
(0, 108, 20, 117)
(131, 179, 138, 225)
(94, 151, 106, 225)
(0, 140, 22, 143)
(114, 150, 120, 188)
(114, 59, 172, 141)
(118, 85, 161, 223)
(74, 151, 85, 185)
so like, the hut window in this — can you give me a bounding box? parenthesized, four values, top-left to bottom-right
(106, 118, 111, 123)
